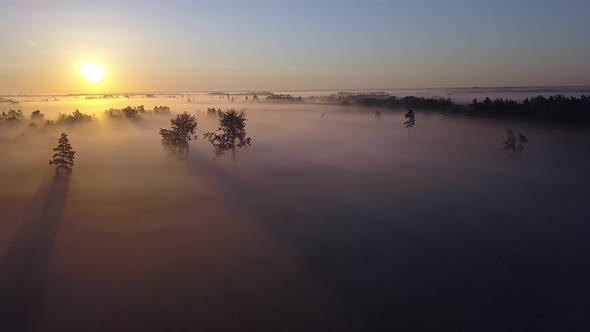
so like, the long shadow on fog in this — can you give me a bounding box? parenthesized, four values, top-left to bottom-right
(186, 151, 400, 331)
(0, 176, 70, 332)
(186, 149, 590, 331)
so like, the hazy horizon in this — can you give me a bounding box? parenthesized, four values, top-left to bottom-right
(2, 0, 590, 94)
(2, 85, 590, 98)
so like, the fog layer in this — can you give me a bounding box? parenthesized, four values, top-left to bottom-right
(1, 95, 589, 331)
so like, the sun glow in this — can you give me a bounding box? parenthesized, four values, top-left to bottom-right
(80, 62, 105, 82)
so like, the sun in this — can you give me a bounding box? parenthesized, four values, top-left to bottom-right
(80, 61, 105, 82)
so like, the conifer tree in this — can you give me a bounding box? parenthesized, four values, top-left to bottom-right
(404, 109, 416, 134)
(503, 129, 528, 153)
(503, 128, 517, 152)
(49, 133, 75, 176)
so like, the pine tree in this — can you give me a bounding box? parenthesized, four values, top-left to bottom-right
(404, 109, 416, 134)
(49, 133, 75, 176)
(503, 128, 517, 152)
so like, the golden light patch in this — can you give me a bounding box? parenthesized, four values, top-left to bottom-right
(80, 62, 105, 82)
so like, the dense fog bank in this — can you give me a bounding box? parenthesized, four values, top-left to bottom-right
(1, 95, 589, 331)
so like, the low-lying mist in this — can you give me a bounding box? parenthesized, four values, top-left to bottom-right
(1, 95, 589, 331)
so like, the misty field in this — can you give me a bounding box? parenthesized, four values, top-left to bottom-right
(1, 95, 589, 331)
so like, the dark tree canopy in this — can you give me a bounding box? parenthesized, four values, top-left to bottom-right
(104, 105, 171, 120)
(159, 112, 198, 157)
(56, 110, 93, 125)
(1, 110, 25, 123)
(469, 95, 590, 123)
(265, 94, 304, 103)
(404, 109, 416, 133)
(152, 105, 171, 116)
(30, 110, 45, 122)
(104, 105, 147, 120)
(204, 109, 251, 163)
(358, 96, 454, 110)
(49, 133, 75, 176)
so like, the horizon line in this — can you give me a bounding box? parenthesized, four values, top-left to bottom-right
(2, 84, 590, 98)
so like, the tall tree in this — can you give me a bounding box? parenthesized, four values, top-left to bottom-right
(49, 133, 75, 176)
(404, 109, 416, 134)
(204, 109, 251, 167)
(159, 112, 198, 157)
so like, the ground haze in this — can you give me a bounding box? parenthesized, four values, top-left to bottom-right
(1, 93, 589, 331)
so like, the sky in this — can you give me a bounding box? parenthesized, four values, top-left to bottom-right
(1, 0, 589, 94)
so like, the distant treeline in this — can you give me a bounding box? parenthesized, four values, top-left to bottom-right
(265, 94, 304, 102)
(104, 105, 171, 120)
(465, 95, 590, 122)
(359, 96, 455, 110)
(0, 105, 173, 130)
(337, 93, 590, 124)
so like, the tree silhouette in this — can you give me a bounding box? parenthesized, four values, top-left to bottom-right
(503, 129, 517, 152)
(56, 109, 93, 125)
(159, 112, 198, 157)
(207, 107, 222, 117)
(49, 133, 75, 176)
(103, 106, 147, 120)
(30, 110, 45, 122)
(153, 105, 171, 116)
(404, 109, 416, 134)
(503, 129, 528, 152)
(1, 110, 24, 123)
(518, 134, 528, 150)
(359, 96, 454, 110)
(204, 109, 251, 167)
